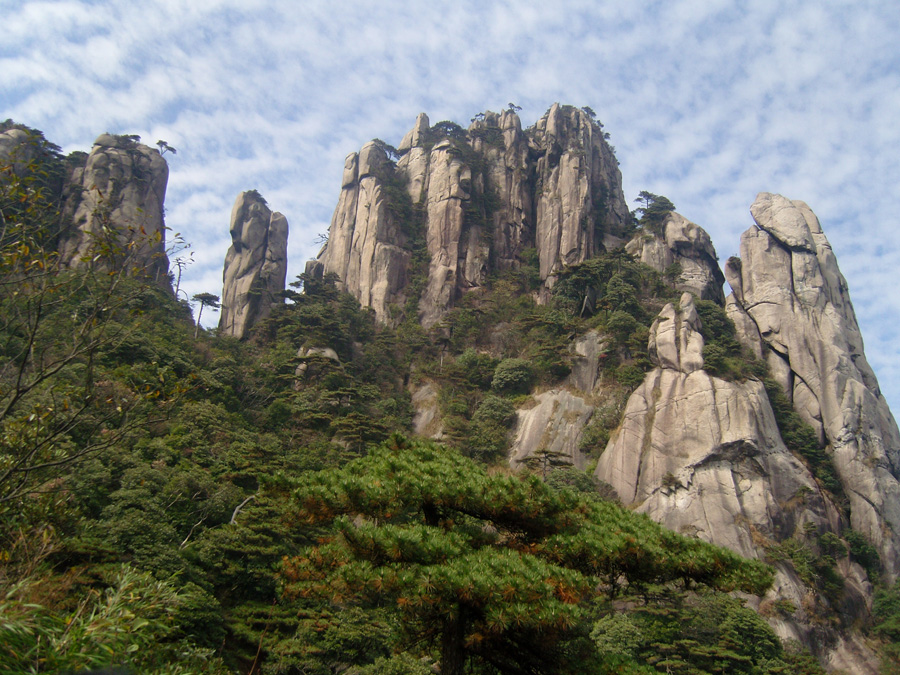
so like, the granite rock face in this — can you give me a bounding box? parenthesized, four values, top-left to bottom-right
(626, 212, 725, 303)
(316, 142, 411, 323)
(0, 127, 41, 176)
(314, 104, 630, 326)
(726, 193, 900, 579)
(509, 389, 594, 470)
(594, 293, 871, 658)
(530, 103, 630, 290)
(60, 134, 170, 286)
(219, 191, 289, 339)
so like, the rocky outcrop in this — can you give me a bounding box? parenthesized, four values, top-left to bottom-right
(626, 211, 725, 303)
(595, 292, 872, 659)
(509, 390, 594, 470)
(316, 142, 411, 323)
(726, 193, 900, 579)
(469, 110, 532, 271)
(313, 104, 630, 326)
(219, 191, 289, 339)
(60, 134, 170, 286)
(530, 103, 630, 289)
(0, 127, 41, 176)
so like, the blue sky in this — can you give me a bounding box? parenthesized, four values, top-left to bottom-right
(3, 0, 900, 415)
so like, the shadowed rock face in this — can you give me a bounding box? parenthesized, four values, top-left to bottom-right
(60, 134, 170, 286)
(726, 192, 900, 580)
(219, 191, 288, 339)
(314, 103, 630, 326)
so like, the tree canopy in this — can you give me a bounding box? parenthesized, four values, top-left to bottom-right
(282, 436, 773, 675)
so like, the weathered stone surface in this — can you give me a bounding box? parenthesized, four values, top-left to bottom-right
(594, 289, 871, 658)
(0, 128, 39, 176)
(316, 145, 410, 324)
(470, 110, 532, 271)
(567, 330, 605, 393)
(648, 293, 705, 373)
(314, 104, 630, 326)
(509, 390, 594, 469)
(60, 134, 170, 286)
(728, 193, 900, 579)
(531, 103, 630, 290)
(417, 139, 484, 326)
(626, 212, 725, 303)
(397, 112, 429, 153)
(410, 381, 443, 439)
(219, 191, 289, 339)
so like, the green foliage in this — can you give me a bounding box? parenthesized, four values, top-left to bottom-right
(873, 581, 900, 642)
(283, 437, 773, 675)
(634, 192, 675, 234)
(0, 565, 227, 674)
(844, 529, 881, 580)
(763, 379, 844, 501)
(1, 133, 194, 505)
(590, 592, 803, 674)
(765, 538, 844, 605)
(695, 299, 766, 381)
(872, 580, 900, 670)
(491, 357, 535, 395)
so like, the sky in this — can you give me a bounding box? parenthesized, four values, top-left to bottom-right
(3, 0, 900, 415)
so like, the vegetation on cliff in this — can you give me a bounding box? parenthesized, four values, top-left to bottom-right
(1, 122, 896, 675)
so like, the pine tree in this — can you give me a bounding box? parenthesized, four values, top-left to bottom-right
(282, 436, 773, 675)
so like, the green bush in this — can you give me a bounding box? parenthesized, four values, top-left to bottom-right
(472, 394, 517, 427)
(491, 358, 535, 395)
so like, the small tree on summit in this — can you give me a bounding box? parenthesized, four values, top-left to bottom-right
(634, 191, 675, 234)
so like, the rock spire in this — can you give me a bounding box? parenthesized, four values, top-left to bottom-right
(219, 190, 289, 339)
(726, 192, 900, 579)
(313, 103, 631, 326)
(60, 133, 171, 286)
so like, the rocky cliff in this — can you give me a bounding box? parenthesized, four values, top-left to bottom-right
(60, 133, 171, 286)
(219, 190, 289, 339)
(314, 104, 631, 326)
(308, 105, 899, 670)
(726, 193, 900, 579)
(626, 211, 725, 303)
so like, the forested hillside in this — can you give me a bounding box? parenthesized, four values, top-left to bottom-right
(2, 119, 899, 675)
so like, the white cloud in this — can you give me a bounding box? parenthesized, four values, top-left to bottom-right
(3, 0, 900, 415)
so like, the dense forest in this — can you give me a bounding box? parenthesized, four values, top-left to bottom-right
(2, 122, 899, 675)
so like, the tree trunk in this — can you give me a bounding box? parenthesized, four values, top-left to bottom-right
(440, 608, 466, 675)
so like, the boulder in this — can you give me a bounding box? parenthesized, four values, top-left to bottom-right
(626, 212, 725, 303)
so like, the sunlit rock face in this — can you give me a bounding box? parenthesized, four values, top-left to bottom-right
(313, 103, 630, 326)
(594, 292, 874, 665)
(219, 190, 288, 339)
(626, 211, 726, 303)
(726, 193, 900, 580)
(595, 294, 840, 558)
(316, 142, 412, 325)
(60, 134, 171, 287)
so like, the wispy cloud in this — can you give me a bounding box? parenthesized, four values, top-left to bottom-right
(3, 0, 899, 413)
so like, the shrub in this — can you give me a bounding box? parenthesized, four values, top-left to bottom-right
(491, 358, 534, 395)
